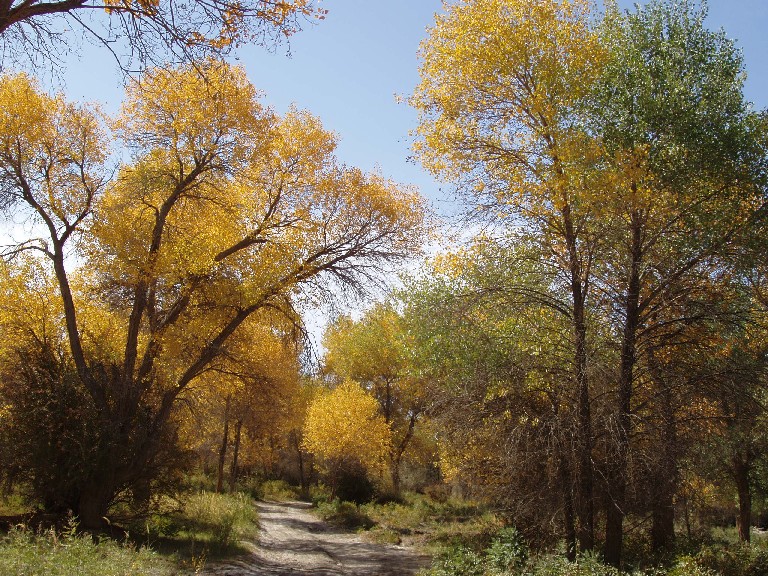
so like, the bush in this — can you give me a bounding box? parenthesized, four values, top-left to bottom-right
(259, 479, 300, 501)
(315, 499, 374, 530)
(667, 556, 720, 576)
(334, 463, 376, 504)
(694, 543, 768, 576)
(530, 553, 620, 576)
(485, 527, 528, 573)
(0, 519, 171, 576)
(430, 543, 485, 576)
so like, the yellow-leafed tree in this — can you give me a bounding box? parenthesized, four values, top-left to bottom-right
(323, 302, 427, 493)
(0, 63, 425, 526)
(303, 380, 391, 500)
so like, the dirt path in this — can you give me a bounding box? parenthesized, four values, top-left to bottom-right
(201, 500, 431, 575)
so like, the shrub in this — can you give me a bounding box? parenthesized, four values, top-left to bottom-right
(667, 556, 720, 576)
(485, 526, 528, 573)
(694, 543, 768, 576)
(528, 552, 621, 576)
(430, 543, 485, 576)
(334, 462, 376, 504)
(259, 479, 299, 501)
(315, 499, 374, 530)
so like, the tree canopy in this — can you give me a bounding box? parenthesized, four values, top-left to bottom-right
(0, 62, 425, 526)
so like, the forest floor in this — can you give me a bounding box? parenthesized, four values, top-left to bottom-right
(199, 500, 431, 576)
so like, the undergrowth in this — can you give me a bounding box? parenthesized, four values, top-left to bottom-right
(0, 517, 173, 576)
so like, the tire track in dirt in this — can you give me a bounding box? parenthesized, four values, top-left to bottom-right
(201, 500, 431, 575)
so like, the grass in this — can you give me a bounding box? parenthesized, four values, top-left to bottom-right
(0, 488, 260, 575)
(137, 490, 259, 560)
(309, 488, 500, 555)
(257, 479, 301, 501)
(308, 488, 768, 576)
(360, 492, 501, 553)
(0, 517, 175, 576)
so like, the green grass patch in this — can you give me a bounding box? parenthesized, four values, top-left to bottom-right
(0, 519, 174, 576)
(140, 490, 258, 558)
(0, 489, 259, 574)
(360, 492, 500, 553)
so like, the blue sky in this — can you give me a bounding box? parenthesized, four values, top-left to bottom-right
(51, 0, 768, 218)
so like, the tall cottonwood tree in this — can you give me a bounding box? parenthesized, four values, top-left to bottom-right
(591, 1, 767, 563)
(412, 0, 767, 566)
(411, 0, 606, 552)
(0, 63, 425, 526)
(400, 239, 594, 551)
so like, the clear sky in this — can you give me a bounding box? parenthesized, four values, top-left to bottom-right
(51, 0, 768, 218)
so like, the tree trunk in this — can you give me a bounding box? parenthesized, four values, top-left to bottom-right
(561, 200, 594, 552)
(733, 454, 752, 542)
(574, 312, 594, 553)
(390, 413, 417, 495)
(216, 395, 231, 494)
(605, 207, 642, 568)
(228, 419, 242, 492)
(650, 352, 677, 553)
(560, 453, 578, 561)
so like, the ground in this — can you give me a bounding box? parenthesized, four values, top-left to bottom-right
(201, 500, 430, 575)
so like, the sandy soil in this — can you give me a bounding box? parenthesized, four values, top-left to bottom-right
(200, 500, 431, 576)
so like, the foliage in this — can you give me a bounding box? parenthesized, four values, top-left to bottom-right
(314, 499, 374, 530)
(485, 527, 529, 573)
(428, 544, 485, 576)
(409, 0, 768, 565)
(693, 542, 768, 576)
(258, 479, 300, 501)
(323, 301, 430, 491)
(0, 63, 424, 526)
(302, 380, 391, 496)
(0, 519, 172, 576)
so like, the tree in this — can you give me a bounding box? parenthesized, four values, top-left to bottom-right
(323, 301, 426, 493)
(0, 63, 425, 526)
(302, 380, 391, 500)
(411, 0, 606, 552)
(0, 0, 325, 72)
(590, 0, 767, 563)
(413, 0, 767, 565)
(400, 238, 604, 553)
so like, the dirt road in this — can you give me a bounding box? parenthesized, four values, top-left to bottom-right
(201, 500, 431, 575)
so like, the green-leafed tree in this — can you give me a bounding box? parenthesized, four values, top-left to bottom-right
(590, 0, 767, 562)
